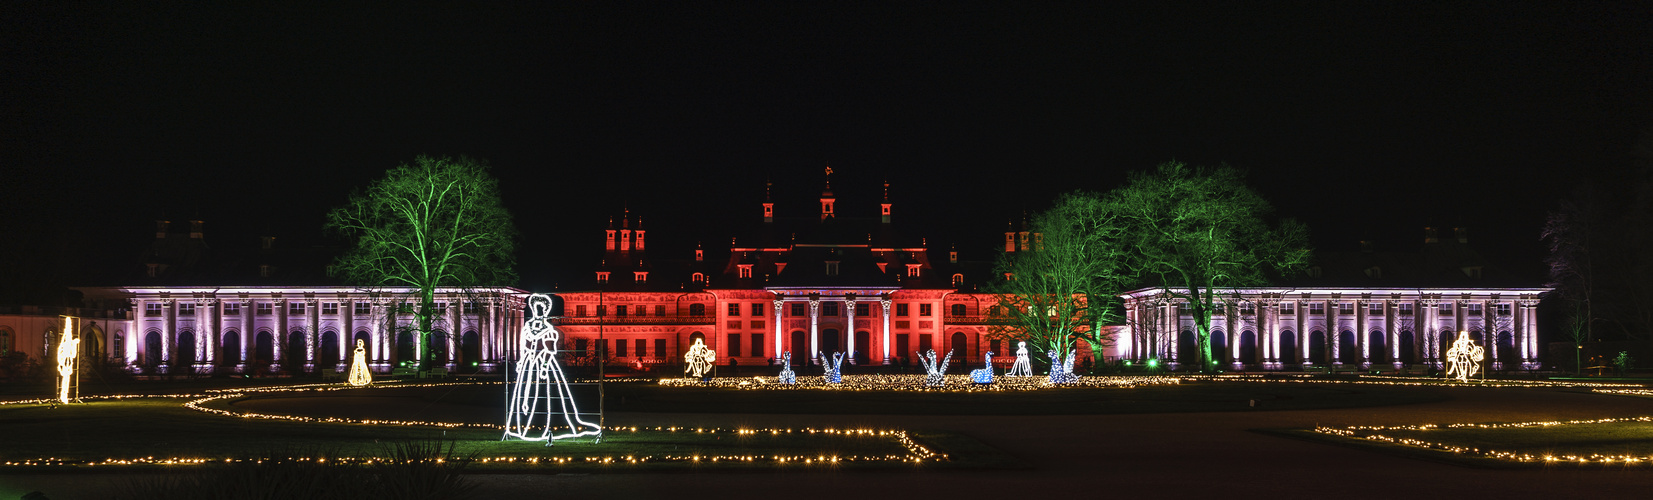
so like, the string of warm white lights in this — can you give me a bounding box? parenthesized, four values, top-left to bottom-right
(1314, 416, 1653, 464)
(658, 374, 1180, 392)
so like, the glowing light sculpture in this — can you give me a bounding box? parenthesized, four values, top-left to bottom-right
(970, 351, 995, 384)
(1008, 341, 1033, 377)
(684, 338, 717, 379)
(504, 294, 602, 444)
(820, 351, 844, 383)
(56, 316, 79, 404)
(1445, 330, 1484, 383)
(776, 352, 796, 384)
(1047, 349, 1078, 384)
(918, 349, 953, 387)
(347, 339, 373, 386)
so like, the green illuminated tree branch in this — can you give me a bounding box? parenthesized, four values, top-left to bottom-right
(1112, 162, 1310, 372)
(990, 192, 1131, 370)
(326, 155, 518, 372)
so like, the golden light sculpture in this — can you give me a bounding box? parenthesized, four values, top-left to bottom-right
(55, 316, 79, 404)
(1445, 330, 1484, 383)
(347, 339, 372, 386)
(683, 338, 716, 379)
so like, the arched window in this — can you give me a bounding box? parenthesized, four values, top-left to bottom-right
(691, 272, 705, 283)
(951, 273, 964, 287)
(0, 328, 11, 354)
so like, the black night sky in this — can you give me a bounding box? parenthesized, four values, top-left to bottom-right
(3, 3, 1649, 302)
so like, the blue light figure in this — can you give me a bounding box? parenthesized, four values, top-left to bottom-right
(820, 351, 844, 383)
(970, 351, 996, 384)
(777, 352, 796, 384)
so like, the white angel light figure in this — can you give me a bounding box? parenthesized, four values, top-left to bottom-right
(919, 349, 953, 387)
(776, 352, 796, 384)
(56, 318, 79, 404)
(684, 338, 717, 379)
(347, 339, 372, 387)
(820, 351, 844, 383)
(504, 294, 602, 443)
(1048, 349, 1079, 384)
(1008, 341, 1033, 377)
(1445, 330, 1484, 383)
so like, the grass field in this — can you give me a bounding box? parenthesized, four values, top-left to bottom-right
(1276, 415, 1653, 468)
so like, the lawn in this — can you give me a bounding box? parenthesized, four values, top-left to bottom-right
(1279, 416, 1653, 468)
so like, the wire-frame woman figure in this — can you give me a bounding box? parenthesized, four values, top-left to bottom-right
(504, 294, 602, 444)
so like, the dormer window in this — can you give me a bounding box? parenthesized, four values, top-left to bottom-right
(259, 265, 272, 278)
(738, 265, 753, 279)
(634, 271, 648, 283)
(596, 271, 610, 284)
(952, 273, 964, 287)
(691, 272, 705, 283)
(1306, 266, 1322, 278)
(907, 264, 921, 277)
(1461, 266, 1483, 279)
(146, 263, 160, 277)
(826, 261, 840, 276)
(1364, 266, 1382, 278)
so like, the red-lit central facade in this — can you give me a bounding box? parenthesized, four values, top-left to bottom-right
(553, 177, 1051, 369)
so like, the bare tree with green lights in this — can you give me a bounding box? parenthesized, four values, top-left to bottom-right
(990, 192, 1131, 370)
(327, 155, 518, 372)
(1112, 162, 1310, 372)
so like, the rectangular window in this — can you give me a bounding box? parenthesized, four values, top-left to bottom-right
(896, 334, 910, 360)
(463, 302, 478, 314)
(750, 320, 764, 329)
(597, 305, 607, 317)
(257, 303, 273, 315)
(635, 305, 646, 317)
(576, 305, 588, 317)
(1280, 303, 1294, 315)
(738, 265, 753, 279)
(1368, 303, 1383, 315)
(1468, 303, 1483, 314)
(919, 304, 932, 316)
(1337, 303, 1353, 315)
(635, 339, 647, 357)
(223, 302, 240, 315)
(727, 334, 741, 359)
(594, 339, 607, 358)
(179, 303, 195, 316)
(655, 305, 665, 317)
(355, 302, 371, 315)
(1440, 303, 1454, 316)
(655, 339, 667, 359)
(616, 339, 628, 357)
(289, 302, 305, 315)
(751, 333, 764, 357)
(790, 303, 806, 317)
(919, 333, 933, 353)
(322, 303, 339, 315)
(991, 339, 1002, 354)
(616, 305, 627, 317)
(823, 303, 839, 316)
(751, 302, 764, 317)
(897, 303, 910, 316)
(574, 338, 588, 356)
(728, 303, 740, 316)
(856, 303, 870, 316)
(1496, 304, 1512, 316)
(950, 304, 966, 317)
(1399, 304, 1414, 315)
(1308, 303, 1323, 315)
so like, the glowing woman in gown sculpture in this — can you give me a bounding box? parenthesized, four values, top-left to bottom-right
(684, 338, 717, 379)
(1008, 341, 1033, 377)
(504, 294, 602, 443)
(56, 317, 79, 404)
(347, 339, 372, 386)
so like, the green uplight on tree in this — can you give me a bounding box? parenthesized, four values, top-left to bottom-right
(327, 155, 518, 373)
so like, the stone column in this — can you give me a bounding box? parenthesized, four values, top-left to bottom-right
(1483, 299, 1498, 371)
(161, 298, 175, 373)
(1419, 299, 1437, 367)
(239, 299, 253, 373)
(844, 295, 857, 364)
(200, 298, 216, 373)
(1355, 299, 1368, 367)
(1225, 304, 1239, 370)
(808, 297, 820, 365)
(1522, 300, 1539, 368)
(447, 299, 460, 369)
(1326, 299, 1339, 365)
(1261, 301, 1277, 367)
(1295, 300, 1307, 365)
(1387, 300, 1401, 369)
(273, 296, 287, 372)
(305, 299, 319, 371)
(341, 298, 354, 372)
(773, 298, 784, 360)
(1167, 300, 1180, 367)
(880, 297, 893, 364)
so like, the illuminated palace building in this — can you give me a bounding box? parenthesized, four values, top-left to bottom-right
(70, 221, 526, 375)
(43, 180, 1546, 375)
